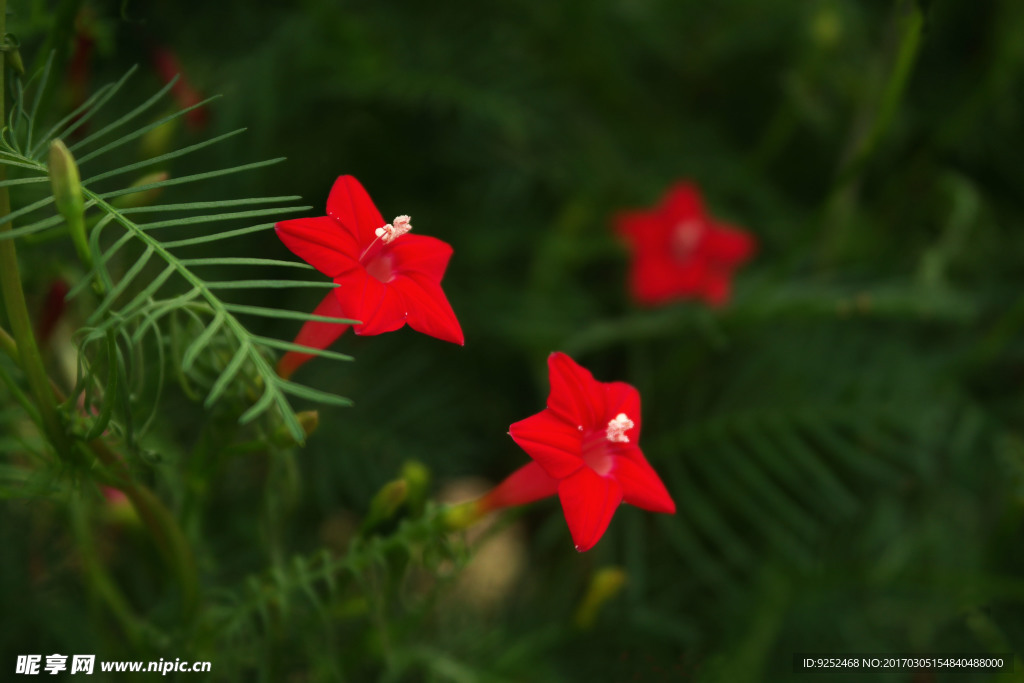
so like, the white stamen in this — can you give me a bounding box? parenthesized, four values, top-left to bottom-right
(374, 215, 413, 243)
(606, 413, 634, 443)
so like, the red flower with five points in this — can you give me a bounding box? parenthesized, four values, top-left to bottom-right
(614, 182, 755, 307)
(275, 175, 464, 378)
(481, 352, 675, 552)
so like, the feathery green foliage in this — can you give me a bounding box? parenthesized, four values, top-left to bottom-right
(0, 59, 354, 446)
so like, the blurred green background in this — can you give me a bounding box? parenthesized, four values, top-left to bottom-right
(4, 0, 1024, 680)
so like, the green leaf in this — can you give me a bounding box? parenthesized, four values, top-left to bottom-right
(120, 195, 302, 215)
(67, 75, 179, 155)
(161, 222, 277, 248)
(223, 303, 358, 324)
(205, 280, 339, 290)
(76, 93, 224, 165)
(81, 128, 248, 185)
(2, 66, 351, 445)
(182, 313, 225, 372)
(276, 379, 354, 408)
(138, 206, 309, 231)
(205, 344, 251, 407)
(252, 335, 354, 363)
(181, 258, 313, 270)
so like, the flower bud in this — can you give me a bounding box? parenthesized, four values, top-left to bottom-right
(440, 499, 487, 531)
(101, 487, 140, 527)
(400, 459, 431, 515)
(111, 172, 169, 210)
(4, 40, 24, 76)
(574, 566, 627, 629)
(141, 118, 179, 158)
(361, 479, 408, 533)
(271, 410, 319, 447)
(48, 140, 89, 269)
(810, 6, 842, 49)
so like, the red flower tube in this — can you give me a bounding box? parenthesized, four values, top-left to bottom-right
(614, 182, 755, 307)
(275, 175, 463, 378)
(480, 352, 675, 552)
(36, 279, 70, 347)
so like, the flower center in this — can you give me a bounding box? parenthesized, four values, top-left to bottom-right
(364, 253, 395, 283)
(580, 413, 634, 476)
(671, 219, 703, 259)
(375, 215, 412, 244)
(359, 215, 411, 274)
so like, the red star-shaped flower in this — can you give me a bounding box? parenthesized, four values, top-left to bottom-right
(614, 182, 755, 307)
(275, 175, 463, 378)
(482, 352, 675, 552)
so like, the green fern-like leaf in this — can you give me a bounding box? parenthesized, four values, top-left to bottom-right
(1, 62, 357, 444)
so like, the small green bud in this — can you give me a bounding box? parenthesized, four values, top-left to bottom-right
(111, 172, 169, 210)
(271, 410, 319, 447)
(810, 6, 842, 49)
(574, 566, 627, 629)
(6, 47, 24, 76)
(141, 118, 179, 158)
(400, 459, 431, 514)
(48, 140, 89, 269)
(101, 487, 141, 527)
(440, 499, 486, 531)
(3, 34, 24, 76)
(297, 410, 319, 436)
(362, 479, 408, 533)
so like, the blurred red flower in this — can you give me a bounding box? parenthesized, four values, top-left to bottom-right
(485, 352, 675, 552)
(275, 175, 463, 378)
(614, 182, 755, 307)
(150, 46, 209, 131)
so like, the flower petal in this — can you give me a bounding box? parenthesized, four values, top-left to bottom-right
(391, 273, 464, 345)
(661, 182, 704, 223)
(334, 269, 407, 336)
(326, 175, 387, 247)
(509, 409, 583, 479)
(626, 253, 685, 305)
(557, 468, 622, 552)
(603, 381, 641, 441)
(388, 234, 453, 280)
(275, 216, 360, 278)
(276, 291, 351, 379)
(612, 453, 675, 514)
(703, 223, 755, 266)
(480, 462, 560, 511)
(701, 268, 731, 307)
(614, 210, 663, 245)
(652, 257, 709, 303)
(546, 352, 605, 428)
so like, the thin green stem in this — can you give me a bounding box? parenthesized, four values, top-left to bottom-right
(818, 0, 924, 266)
(834, 0, 924, 189)
(0, 358, 42, 428)
(0, 0, 74, 461)
(69, 494, 144, 646)
(0, 323, 18, 362)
